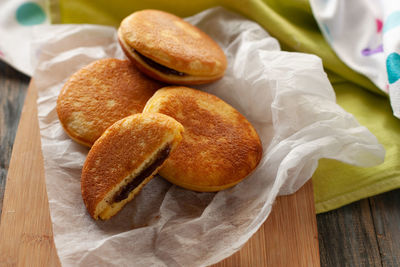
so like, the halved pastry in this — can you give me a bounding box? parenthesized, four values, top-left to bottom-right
(118, 9, 227, 85)
(81, 113, 184, 220)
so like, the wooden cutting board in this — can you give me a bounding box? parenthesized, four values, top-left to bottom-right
(0, 81, 320, 266)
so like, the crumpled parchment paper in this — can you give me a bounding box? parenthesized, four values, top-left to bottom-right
(32, 7, 385, 267)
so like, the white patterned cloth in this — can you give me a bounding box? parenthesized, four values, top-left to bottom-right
(310, 0, 400, 118)
(0, 0, 49, 76)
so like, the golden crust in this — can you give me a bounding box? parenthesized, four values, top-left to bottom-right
(118, 34, 224, 85)
(57, 58, 164, 147)
(143, 86, 263, 192)
(118, 9, 227, 80)
(81, 113, 184, 220)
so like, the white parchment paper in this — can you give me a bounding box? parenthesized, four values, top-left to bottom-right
(33, 7, 385, 267)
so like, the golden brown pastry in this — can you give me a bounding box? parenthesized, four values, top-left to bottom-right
(143, 86, 263, 192)
(57, 58, 164, 147)
(118, 9, 227, 85)
(81, 113, 184, 220)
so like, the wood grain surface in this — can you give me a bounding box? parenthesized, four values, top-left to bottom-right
(317, 199, 381, 266)
(317, 192, 400, 267)
(370, 190, 400, 267)
(213, 180, 319, 267)
(0, 67, 320, 266)
(0, 63, 29, 216)
(0, 76, 60, 266)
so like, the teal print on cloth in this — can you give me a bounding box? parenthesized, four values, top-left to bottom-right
(383, 11, 400, 33)
(387, 52, 400, 84)
(16, 2, 46, 26)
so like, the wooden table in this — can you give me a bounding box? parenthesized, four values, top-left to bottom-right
(0, 60, 399, 266)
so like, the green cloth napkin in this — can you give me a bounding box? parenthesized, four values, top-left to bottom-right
(48, 0, 400, 213)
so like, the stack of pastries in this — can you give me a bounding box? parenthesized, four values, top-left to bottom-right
(57, 10, 262, 220)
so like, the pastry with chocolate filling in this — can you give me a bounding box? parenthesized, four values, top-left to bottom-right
(143, 86, 263, 192)
(118, 9, 227, 85)
(81, 113, 184, 220)
(57, 58, 164, 147)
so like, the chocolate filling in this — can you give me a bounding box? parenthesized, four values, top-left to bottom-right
(113, 145, 171, 203)
(134, 50, 187, 76)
